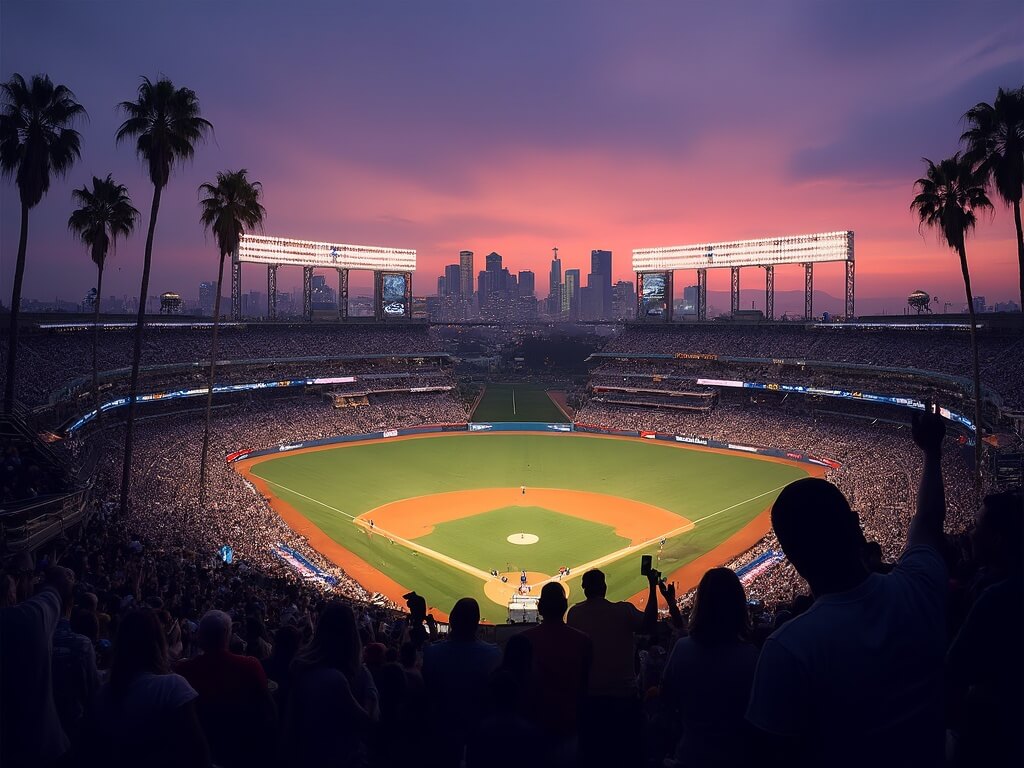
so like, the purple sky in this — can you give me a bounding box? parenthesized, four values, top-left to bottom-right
(2, 1, 1022, 310)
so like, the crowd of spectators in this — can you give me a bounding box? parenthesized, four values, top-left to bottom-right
(3, 410, 1019, 766)
(575, 398, 979, 608)
(601, 324, 1024, 408)
(1, 323, 447, 408)
(80, 391, 467, 602)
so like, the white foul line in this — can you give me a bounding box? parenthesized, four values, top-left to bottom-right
(259, 476, 791, 586)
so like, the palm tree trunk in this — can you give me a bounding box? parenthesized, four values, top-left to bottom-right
(92, 263, 104, 426)
(957, 243, 984, 495)
(3, 202, 29, 415)
(195, 250, 226, 529)
(119, 183, 162, 517)
(1013, 200, 1023, 310)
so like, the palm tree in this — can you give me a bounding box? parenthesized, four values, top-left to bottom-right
(116, 77, 211, 516)
(0, 73, 84, 414)
(911, 153, 992, 486)
(68, 175, 139, 425)
(961, 86, 1024, 309)
(196, 170, 265, 517)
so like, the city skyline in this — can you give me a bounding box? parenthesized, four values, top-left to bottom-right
(2, 1, 1022, 311)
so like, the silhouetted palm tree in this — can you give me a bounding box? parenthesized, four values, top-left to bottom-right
(0, 73, 84, 414)
(196, 169, 265, 517)
(68, 175, 139, 425)
(116, 77, 211, 516)
(911, 153, 992, 484)
(961, 86, 1024, 309)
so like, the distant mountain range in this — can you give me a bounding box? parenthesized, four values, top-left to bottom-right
(696, 288, 955, 318)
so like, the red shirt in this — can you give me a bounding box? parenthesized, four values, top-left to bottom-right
(174, 649, 267, 702)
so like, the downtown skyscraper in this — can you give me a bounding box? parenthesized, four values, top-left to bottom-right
(590, 249, 612, 319)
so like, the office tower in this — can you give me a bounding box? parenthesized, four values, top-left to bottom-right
(563, 269, 580, 318)
(444, 264, 461, 297)
(518, 270, 535, 297)
(199, 281, 216, 316)
(459, 250, 474, 300)
(591, 249, 612, 319)
(477, 270, 490, 307)
(613, 280, 636, 319)
(548, 247, 562, 316)
(485, 251, 502, 272)
(437, 276, 446, 296)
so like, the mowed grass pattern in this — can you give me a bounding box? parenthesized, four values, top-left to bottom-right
(416, 506, 628, 573)
(248, 433, 810, 619)
(472, 382, 569, 422)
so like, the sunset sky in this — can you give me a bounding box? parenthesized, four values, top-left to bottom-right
(2, 1, 1022, 312)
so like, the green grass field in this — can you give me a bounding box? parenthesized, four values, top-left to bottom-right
(471, 382, 569, 422)
(246, 433, 810, 622)
(417, 506, 629, 573)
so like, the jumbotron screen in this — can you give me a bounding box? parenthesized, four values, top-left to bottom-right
(639, 272, 668, 319)
(381, 273, 409, 318)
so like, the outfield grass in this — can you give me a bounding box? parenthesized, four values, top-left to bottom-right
(471, 382, 569, 422)
(246, 433, 810, 620)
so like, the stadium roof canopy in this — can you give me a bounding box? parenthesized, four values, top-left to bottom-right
(633, 231, 853, 271)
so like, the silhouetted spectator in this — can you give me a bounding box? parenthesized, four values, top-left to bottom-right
(52, 577, 100, 750)
(468, 634, 537, 768)
(87, 607, 209, 767)
(0, 566, 73, 767)
(746, 409, 949, 768)
(947, 488, 1023, 766)
(262, 623, 302, 708)
(283, 601, 377, 768)
(660, 567, 758, 768)
(175, 610, 276, 768)
(522, 581, 592, 762)
(567, 568, 659, 767)
(422, 597, 501, 768)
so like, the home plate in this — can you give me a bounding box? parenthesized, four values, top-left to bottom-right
(508, 532, 539, 545)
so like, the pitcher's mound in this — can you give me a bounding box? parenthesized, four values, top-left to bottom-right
(484, 571, 569, 606)
(507, 532, 539, 544)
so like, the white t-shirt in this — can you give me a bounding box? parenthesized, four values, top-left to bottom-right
(746, 544, 947, 768)
(92, 673, 198, 761)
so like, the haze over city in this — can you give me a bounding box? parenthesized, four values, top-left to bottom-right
(2, 1, 1022, 311)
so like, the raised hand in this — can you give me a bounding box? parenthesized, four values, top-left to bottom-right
(911, 403, 945, 457)
(658, 580, 676, 603)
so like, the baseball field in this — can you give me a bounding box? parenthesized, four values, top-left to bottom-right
(235, 409, 819, 623)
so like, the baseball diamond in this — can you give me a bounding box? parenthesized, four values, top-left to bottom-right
(236, 432, 819, 622)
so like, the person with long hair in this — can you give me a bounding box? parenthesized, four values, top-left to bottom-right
(282, 601, 378, 768)
(88, 607, 209, 767)
(659, 568, 759, 768)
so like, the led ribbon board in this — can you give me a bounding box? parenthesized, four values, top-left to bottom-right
(238, 234, 416, 271)
(633, 231, 853, 271)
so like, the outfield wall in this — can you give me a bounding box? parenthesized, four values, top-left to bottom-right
(227, 420, 839, 470)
